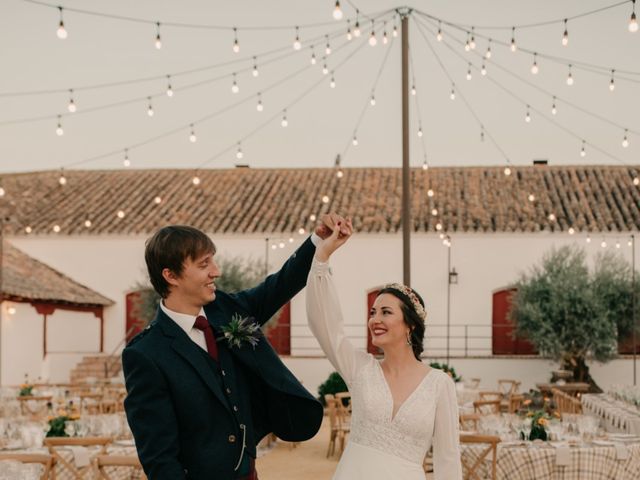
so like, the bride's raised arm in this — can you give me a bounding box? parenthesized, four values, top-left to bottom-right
(306, 258, 370, 386)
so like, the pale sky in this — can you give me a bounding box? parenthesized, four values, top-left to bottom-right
(1, 0, 638, 174)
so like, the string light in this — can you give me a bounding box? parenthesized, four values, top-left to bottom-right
(346, 20, 352, 41)
(279, 241, 285, 249)
(252, 57, 260, 76)
(322, 63, 329, 75)
(436, 21, 443, 42)
(67, 89, 76, 112)
(0, 187, 4, 197)
(298, 227, 306, 235)
(370, 94, 376, 106)
(469, 27, 476, 49)
(352, 134, 358, 146)
(601, 239, 607, 248)
(427, 189, 435, 197)
(84, 219, 92, 228)
(436, 222, 443, 231)
(271, 244, 277, 250)
(123, 149, 131, 167)
(189, 124, 197, 142)
(504, 167, 512, 176)
(548, 213, 556, 222)
(383, 25, 389, 44)
(480, 127, 485, 142)
(58, 172, 67, 185)
(166, 76, 173, 97)
(633, 176, 640, 186)
(562, 19, 569, 46)
(510, 27, 517, 52)
(566, 65, 574, 85)
(431, 208, 438, 216)
(154, 196, 162, 205)
(417, 125, 423, 137)
(192, 176, 201, 186)
(450, 85, 456, 100)
(609, 70, 616, 91)
(293, 27, 301, 50)
(530, 53, 539, 74)
(393, 23, 398, 38)
(53, 225, 61, 233)
(481, 62, 487, 76)
(485, 39, 492, 58)
(330, 73, 336, 88)
(147, 97, 154, 117)
(616, 240, 621, 249)
(117, 210, 126, 219)
(369, 21, 377, 46)
(622, 129, 629, 148)
(580, 140, 586, 157)
(466, 63, 472, 80)
(525, 105, 531, 123)
(56, 7, 67, 39)
(411, 84, 417, 95)
(586, 235, 591, 243)
(233, 28, 240, 53)
(310, 49, 316, 65)
(422, 158, 429, 170)
(256, 92, 264, 111)
(325, 35, 332, 55)
(336, 168, 344, 178)
(310, 214, 317, 222)
(568, 227, 575, 235)
(333, 1, 343, 20)
(55, 115, 64, 136)
(281, 110, 288, 127)
(528, 194, 535, 202)
(551, 96, 557, 115)
(25, 226, 32, 234)
(231, 73, 239, 93)
(354, 13, 361, 37)
(322, 195, 330, 203)
(236, 143, 243, 159)
(464, 33, 471, 52)
(630, 0, 638, 32)
(154, 22, 162, 49)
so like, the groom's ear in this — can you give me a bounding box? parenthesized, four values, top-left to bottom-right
(162, 267, 181, 287)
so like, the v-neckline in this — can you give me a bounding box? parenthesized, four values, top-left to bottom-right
(376, 361, 433, 422)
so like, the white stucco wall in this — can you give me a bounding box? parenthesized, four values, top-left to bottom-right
(5, 230, 638, 388)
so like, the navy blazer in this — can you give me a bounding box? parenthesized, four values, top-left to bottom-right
(122, 238, 323, 479)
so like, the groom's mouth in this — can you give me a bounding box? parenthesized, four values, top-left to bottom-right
(206, 281, 216, 292)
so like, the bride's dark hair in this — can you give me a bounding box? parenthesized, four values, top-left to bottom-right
(377, 287, 426, 361)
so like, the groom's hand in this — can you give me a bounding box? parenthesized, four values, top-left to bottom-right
(315, 217, 353, 262)
(315, 212, 349, 239)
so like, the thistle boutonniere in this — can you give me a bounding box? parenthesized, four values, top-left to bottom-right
(221, 313, 261, 349)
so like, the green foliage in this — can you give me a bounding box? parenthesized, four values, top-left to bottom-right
(429, 362, 462, 382)
(521, 410, 550, 441)
(317, 371, 348, 405)
(509, 245, 638, 364)
(46, 416, 71, 437)
(18, 385, 33, 397)
(215, 256, 264, 293)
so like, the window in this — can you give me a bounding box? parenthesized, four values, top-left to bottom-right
(265, 302, 291, 355)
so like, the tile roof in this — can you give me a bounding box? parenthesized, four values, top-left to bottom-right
(1, 241, 114, 306)
(0, 166, 638, 235)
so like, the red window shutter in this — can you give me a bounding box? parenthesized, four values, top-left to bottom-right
(492, 288, 537, 355)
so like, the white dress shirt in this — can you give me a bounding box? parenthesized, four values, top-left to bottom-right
(160, 301, 209, 352)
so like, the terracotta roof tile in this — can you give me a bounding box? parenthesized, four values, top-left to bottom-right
(0, 166, 638, 235)
(1, 242, 114, 306)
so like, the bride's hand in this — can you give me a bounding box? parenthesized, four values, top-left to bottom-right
(315, 218, 353, 262)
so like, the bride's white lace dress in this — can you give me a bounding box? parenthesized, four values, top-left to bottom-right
(306, 259, 462, 480)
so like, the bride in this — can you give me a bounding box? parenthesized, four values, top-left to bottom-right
(306, 218, 462, 479)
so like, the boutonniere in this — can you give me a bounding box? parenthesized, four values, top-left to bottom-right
(221, 313, 261, 349)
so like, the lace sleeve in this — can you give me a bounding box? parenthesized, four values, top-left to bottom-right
(306, 258, 370, 386)
(432, 373, 463, 480)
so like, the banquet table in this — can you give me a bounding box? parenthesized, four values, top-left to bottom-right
(461, 437, 640, 480)
(582, 394, 640, 435)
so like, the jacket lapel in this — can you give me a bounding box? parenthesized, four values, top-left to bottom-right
(156, 310, 231, 412)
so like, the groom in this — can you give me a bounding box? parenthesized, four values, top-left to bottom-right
(123, 217, 345, 479)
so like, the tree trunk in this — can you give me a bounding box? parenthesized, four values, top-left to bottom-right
(562, 355, 602, 393)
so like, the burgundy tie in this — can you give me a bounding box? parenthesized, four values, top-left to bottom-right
(193, 315, 219, 362)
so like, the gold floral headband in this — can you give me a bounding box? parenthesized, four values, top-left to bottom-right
(383, 283, 427, 320)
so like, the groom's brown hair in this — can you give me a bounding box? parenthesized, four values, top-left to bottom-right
(145, 225, 216, 298)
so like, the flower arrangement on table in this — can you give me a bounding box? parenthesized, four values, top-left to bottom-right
(46, 402, 80, 437)
(429, 362, 461, 382)
(19, 374, 34, 397)
(520, 410, 560, 441)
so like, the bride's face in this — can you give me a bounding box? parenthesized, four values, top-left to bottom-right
(369, 293, 410, 349)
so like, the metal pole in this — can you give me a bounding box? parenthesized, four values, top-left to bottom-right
(632, 234, 636, 386)
(401, 13, 411, 286)
(446, 240, 451, 363)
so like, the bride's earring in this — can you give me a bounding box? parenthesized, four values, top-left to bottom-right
(406, 331, 412, 346)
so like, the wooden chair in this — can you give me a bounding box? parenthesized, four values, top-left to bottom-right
(508, 394, 525, 413)
(466, 378, 481, 389)
(497, 380, 520, 398)
(459, 413, 481, 432)
(478, 391, 502, 402)
(473, 399, 501, 415)
(460, 434, 500, 480)
(324, 394, 350, 458)
(551, 388, 582, 415)
(44, 436, 111, 479)
(93, 455, 146, 480)
(0, 453, 54, 480)
(18, 395, 53, 416)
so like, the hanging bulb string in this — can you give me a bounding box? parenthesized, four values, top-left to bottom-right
(417, 18, 629, 167)
(65, 19, 371, 169)
(413, 0, 631, 31)
(0, 11, 395, 99)
(21, 0, 392, 31)
(413, 9, 640, 77)
(0, 13, 395, 127)
(408, 46, 430, 167)
(197, 36, 370, 169)
(341, 32, 395, 159)
(413, 18, 513, 167)
(416, 16, 640, 139)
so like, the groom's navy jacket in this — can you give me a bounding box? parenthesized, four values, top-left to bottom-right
(122, 238, 323, 479)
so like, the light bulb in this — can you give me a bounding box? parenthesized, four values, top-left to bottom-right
(548, 213, 556, 222)
(333, 1, 343, 20)
(25, 226, 32, 234)
(427, 189, 434, 197)
(528, 194, 535, 202)
(322, 64, 329, 75)
(566, 66, 574, 86)
(336, 169, 344, 178)
(123, 150, 130, 167)
(436, 29, 443, 42)
(57, 21, 67, 39)
(154, 196, 162, 205)
(84, 219, 92, 228)
(586, 236, 591, 243)
(383, 31, 388, 44)
(481, 64, 487, 76)
(369, 32, 377, 46)
(53, 225, 61, 233)
(630, 11, 638, 32)
(281, 112, 288, 127)
(411, 85, 417, 95)
(189, 127, 197, 143)
(166, 84, 173, 97)
(271, 244, 277, 250)
(67, 91, 76, 112)
(59, 175, 67, 185)
(510, 34, 517, 52)
(298, 227, 306, 235)
(436, 223, 443, 231)
(525, 110, 531, 123)
(450, 89, 456, 100)
(309, 214, 317, 222)
(325, 36, 331, 55)
(370, 95, 376, 106)
(310, 52, 316, 65)
(431, 208, 438, 216)
(417, 127, 423, 138)
(422, 161, 428, 171)
(601, 240, 607, 248)
(293, 27, 301, 50)
(233, 40, 240, 53)
(531, 62, 539, 75)
(346, 22, 352, 41)
(322, 195, 330, 204)
(616, 241, 621, 249)
(117, 210, 126, 219)
(354, 22, 361, 37)
(147, 98, 154, 117)
(466, 68, 472, 81)
(562, 20, 569, 46)
(330, 76, 336, 88)
(504, 167, 512, 176)
(485, 45, 492, 59)
(231, 77, 239, 93)
(568, 227, 575, 235)
(580, 144, 586, 157)
(0, 187, 4, 197)
(393, 25, 398, 37)
(622, 132, 629, 148)
(464, 40, 470, 52)
(633, 176, 640, 186)
(236, 145, 243, 159)
(192, 176, 201, 186)
(154, 22, 162, 49)
(551, 98, 557, 115)
(56, 117, 64, 136)
(352, 136, 358, 146)
(256, 95, 264, 111)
